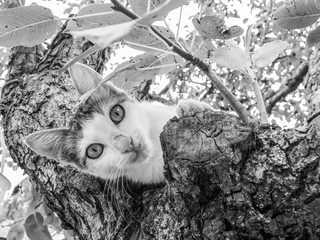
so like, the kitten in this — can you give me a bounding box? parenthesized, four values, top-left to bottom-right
(25, 63, 212, 184)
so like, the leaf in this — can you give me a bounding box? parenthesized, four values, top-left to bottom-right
(70, 21, 135, 48)
(0, 173, 11, 201)
(125, 25, 177, 53)
(159, 54, 184, 75)
(7, 223, 25, 240)
(68, 1, 183, 51)
(129, 0, 165, 16)
(210, 46, 250, 72)
(24, 212, 53, 240)
(193, 15, 224, 39)
(221, 26, 244, 39)
(66, 3, 131, 31)
(42, 204, 62, 232)
(0, 0, 24, 9)
(63, 229, 75, 240)
(110, 54, 161, 90)
(25, 181, 42, 217)
(252, 40, 289, 67)
(307, 25, 320, 47)
(184, 36, 214, 59)
(137, 0, 188, 25)
(192, 15, 243, 40)
(273, 0, 320, 29)
(0, 5, 57, 47)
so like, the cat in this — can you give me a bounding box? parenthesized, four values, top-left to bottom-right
(25, 63, 213, 184)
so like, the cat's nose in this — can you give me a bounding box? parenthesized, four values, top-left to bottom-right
(113, 135, 134, 153)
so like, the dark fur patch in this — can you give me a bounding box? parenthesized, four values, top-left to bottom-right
(60, 130, 86, 169)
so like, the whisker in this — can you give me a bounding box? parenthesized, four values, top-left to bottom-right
(106, 167, 119, 214)
(115, 168, 123, 216)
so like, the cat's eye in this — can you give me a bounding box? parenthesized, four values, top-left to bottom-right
(86, 143, 104, 159)
(109, 104, 125, 125)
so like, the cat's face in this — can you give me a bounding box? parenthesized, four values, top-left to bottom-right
(74, 86, 153, 180)
(25, 63, 153, 181)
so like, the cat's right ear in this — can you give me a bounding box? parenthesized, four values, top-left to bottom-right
(68, 63, 102, 95)
(24, 128, 68, 161)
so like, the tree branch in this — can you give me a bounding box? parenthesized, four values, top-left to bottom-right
(110, 0, 253, 125)
(157, 78, 175, 96)
(266, 62, 308, 114)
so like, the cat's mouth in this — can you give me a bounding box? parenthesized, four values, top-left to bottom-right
(125, 143, 148, 164)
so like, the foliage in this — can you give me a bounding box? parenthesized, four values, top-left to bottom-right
(0, 0, 318, 239)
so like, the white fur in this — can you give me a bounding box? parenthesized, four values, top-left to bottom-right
(79, 99, 176, 184)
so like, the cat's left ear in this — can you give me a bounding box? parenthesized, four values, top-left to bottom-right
(68, 63, 102, 95)
(24, 128, 68, 161)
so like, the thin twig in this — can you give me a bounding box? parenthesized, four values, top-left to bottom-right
(124, 40, 178, 55)
(157, 78, 175, 96)
(162, 19, 186, 50)
(176, 6, 183, 39)
(266, 62, 308, 113)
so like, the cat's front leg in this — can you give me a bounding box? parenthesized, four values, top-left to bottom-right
(176, 99, 213, 118)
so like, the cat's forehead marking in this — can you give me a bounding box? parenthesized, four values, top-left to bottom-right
(59, 130, 87, 169)
(69, 82, 130, 129)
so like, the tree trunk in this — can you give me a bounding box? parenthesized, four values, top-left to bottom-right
(1, 28, 320, 240)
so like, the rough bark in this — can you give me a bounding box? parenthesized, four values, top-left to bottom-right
(304, 50, 320, 119)
(1, 28, 320, 239)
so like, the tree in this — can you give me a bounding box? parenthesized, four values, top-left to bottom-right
(1, 0, 320, 239)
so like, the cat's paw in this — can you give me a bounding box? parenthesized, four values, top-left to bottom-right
(176, 99, 213, 118)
